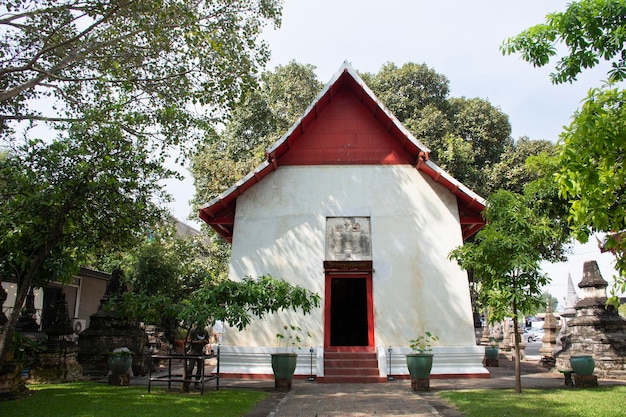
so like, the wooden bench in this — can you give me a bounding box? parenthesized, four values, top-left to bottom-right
(148, 347, 220, 395)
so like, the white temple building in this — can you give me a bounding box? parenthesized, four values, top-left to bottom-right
(199, 62, 488, 382)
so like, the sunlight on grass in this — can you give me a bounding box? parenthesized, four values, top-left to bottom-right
(0, 382, 268, 417)
(439, 387, 626, 417)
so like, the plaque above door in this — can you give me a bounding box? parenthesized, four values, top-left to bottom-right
(325, 217, 371, 261)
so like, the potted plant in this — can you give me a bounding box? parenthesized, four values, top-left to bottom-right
(485, 337, 499, 360)
(406, 331, 439, 388)
(271, 325, 309, 390)
(108, 347, 134, 375)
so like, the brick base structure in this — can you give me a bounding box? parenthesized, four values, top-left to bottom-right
(485, 358, 499, 367)
(274, 378, 292, 391)
(574, 374, 598, 388)
(411, 378, 430, 391)
(108, 372, 130, 386)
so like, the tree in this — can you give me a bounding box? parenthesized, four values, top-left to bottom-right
(1, 0, 282, 151)
(486, 137, 557, 195)
(449, 190, 563, 393)
(523, 152, 573, 261)
(190, 61, 322, 207)
(537, 292, 559, 313)
(95, 226, 227, 343)
(500, 0, 626, 84)
(555, 86, 626, 303)
(146, 275, 320, 335)
(362, 62, 512, 197)
(0, 124, 170, 366)
(448, 97, 512, 168)
(0, 0, 284, 369)
(501, 0, 626, 305)
(361, 62, 451, 158)
(361, 62, 450, 122)
(113, 272, 320, 390)
(260, 61, 324, 134)
(109, 268, 321, 390)
(437, 97, 512, 194)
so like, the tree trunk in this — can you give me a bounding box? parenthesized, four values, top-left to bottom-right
(180, 325, 192, 392)
(512, 307, 522, 394)
(0, 278, 31, 368)
(0, 210, 68, 368)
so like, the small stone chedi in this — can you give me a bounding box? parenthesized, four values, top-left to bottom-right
(30, 292, 82, 383)
(14, 288, 39, 333)
(538, 304, 559, 368)
(77, 269, 149, 378)
(557, 272, 580, 343)
(555, 260, 626, 379)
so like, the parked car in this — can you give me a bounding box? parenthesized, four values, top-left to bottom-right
(523, 329, 536, 343)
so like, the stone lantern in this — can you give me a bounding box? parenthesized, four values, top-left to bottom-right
(538, 304, 559, 368)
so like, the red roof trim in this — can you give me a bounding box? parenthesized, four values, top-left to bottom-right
(199, 61, 486, 242)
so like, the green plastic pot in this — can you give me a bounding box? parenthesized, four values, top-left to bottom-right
(271, 353, 297, 379)
(406, 353, 434, 379)
(108, 355, 132, 374)
(570, 355, 595, 376)
(485, 346, 499, 360)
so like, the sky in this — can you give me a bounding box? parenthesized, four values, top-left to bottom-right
(166, 0, 621, 308)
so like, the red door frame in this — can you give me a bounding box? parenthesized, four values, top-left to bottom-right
(324, 271, 375, 351)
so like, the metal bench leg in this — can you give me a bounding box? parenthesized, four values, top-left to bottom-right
(564, 371, 573, 386)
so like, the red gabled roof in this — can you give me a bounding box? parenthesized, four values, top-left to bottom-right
(199, 61, 486, 243)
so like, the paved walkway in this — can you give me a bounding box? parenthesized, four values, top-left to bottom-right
(246, 358, 626, 417)
(134, 356, 626, 417)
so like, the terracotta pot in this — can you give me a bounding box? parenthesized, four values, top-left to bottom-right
(406, 353, 433, 379)
(570, 355, 595, 376)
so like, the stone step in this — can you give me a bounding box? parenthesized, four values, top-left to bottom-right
(323, 351, 380, 383)
(324, 367, 380, 376)
(324, 358, 379, 368)
(324, 351, 376, 360)
(320, 375, 385, 383)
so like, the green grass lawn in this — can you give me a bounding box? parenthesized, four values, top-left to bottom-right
(439, 386, 626, 417)
(0, 382, 268, 417)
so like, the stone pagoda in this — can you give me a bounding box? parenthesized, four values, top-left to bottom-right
(557, 273, 579, 346)
(562, 273, 580, 319)
(30, 292, 82, 383)
(555, 260, 626, 379)
(77, 269, 149, 378)
(539, 304, 559, 368)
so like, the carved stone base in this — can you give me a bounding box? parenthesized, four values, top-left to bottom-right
(485, 358, 499, 367)
(108, 372, 130, 386)
(30, 348, 83, 383)
(274, 378, 292, 391)
(574, 374, 598, 388)
(411, 378, 430, 391)
(0, 362, 30, 401)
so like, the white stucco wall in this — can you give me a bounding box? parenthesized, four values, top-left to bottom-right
(224, 165, 476, 350)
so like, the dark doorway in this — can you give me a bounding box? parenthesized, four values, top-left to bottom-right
(330, 277, 368, 346)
